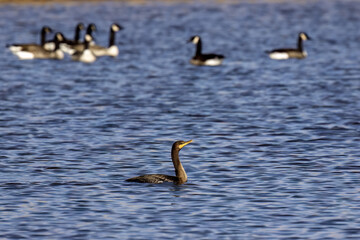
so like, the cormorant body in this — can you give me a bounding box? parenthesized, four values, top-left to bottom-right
(126, 140, 192, 184)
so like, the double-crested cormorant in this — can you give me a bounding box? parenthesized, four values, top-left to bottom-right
(126, 140, 193, 184)
(267, 32, 311, 60)
(188, 35, 224, 66)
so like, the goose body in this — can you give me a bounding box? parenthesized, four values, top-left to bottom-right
(10, 32, 64, 60)
(267, 32, 311, 60)
(8, 26, 53, 58)
(126, 140, 192, 184)
(90, 23, 123, 57)
(188, 35, 224, 66)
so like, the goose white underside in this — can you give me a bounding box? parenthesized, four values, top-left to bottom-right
(190, 58, 223, 66)
(14, 51, 34, 60)
(91, 45, 119, 57)
(268, 52, 290, 60)
(72, 49, 96, 63)
(54, 50, 65, 60)
(60, 44, 76, 55)
(268, 50, 307, 60)
(9, 46, 23, 53)
(44, 42, 55, 51)
(107, 45, 119, 57)
(80, 49, 96, 63)
(204, 58, 223, 66)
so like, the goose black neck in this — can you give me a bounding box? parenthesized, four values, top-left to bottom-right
(297, 36, 303, 51)
(74, 27, 81, 43)
(54, 39, 60, 50)
(86, 28, 93, 36)
(109, 29, 116, 47)
(84, 39, 90, 50)
(195, 39, 202, 56)
(40, 29, 47, 46)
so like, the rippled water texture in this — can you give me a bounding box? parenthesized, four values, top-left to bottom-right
(0, 0, 360, 239)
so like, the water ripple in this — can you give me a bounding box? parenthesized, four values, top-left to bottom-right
(0, 0, 360, 239)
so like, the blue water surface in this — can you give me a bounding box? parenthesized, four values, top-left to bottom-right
(0, 0, 359, 239)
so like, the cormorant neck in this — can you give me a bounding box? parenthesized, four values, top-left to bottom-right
(297, 36, 303, 51)
(109, 29, 116, 47)
(195, 39, 202, 56)
(171, 145, 187, 184)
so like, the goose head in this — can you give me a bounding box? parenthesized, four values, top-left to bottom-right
(188, 35, 201, 44)
(111, 23, 123, 32)
(86, 23, 97, 34)
(299, 32, 311, 41)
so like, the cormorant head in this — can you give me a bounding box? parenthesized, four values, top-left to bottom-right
(111, 23, 123, 32)
(299, 32, 311, 41)
(173, 140, 193, 151)
(188, 35, 201, 44)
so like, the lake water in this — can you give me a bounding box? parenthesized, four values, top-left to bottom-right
(0, 0, 360, 239)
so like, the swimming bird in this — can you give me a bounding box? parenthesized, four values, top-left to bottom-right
(188, 35, 224, 66)
(7, 26, 53, 59)
(90, 23, 123, 57)
(68, 22, 85, 45)
(44, 23, 85, 51)
(71, 34, 96, 63)
(62, 23, 96, 55)
(9, 32, 64, 60)
(266, 32, 311, 60)
(86, 23, 97, 46)
(126, 140, 193, 184)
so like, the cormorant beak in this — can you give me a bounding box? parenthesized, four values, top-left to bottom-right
(179, 140, 193, 149)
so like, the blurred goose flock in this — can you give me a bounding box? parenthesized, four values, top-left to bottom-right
(8, 23, 123, 62)
(1, 0, 360, 239)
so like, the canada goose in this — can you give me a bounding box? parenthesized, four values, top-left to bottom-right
(10, 32, 65, 60)
(188, 35, 225, 66)
(45, 23, 85, 51)
(267, 32, 311, 60)
(62, 23, 96, 55)
(86, 23, 97, 46)
(71, 34, 96, 63)
(7, 26, 53, 58)
(68, 22, 85, 45)
(90, 23, 123, 57)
